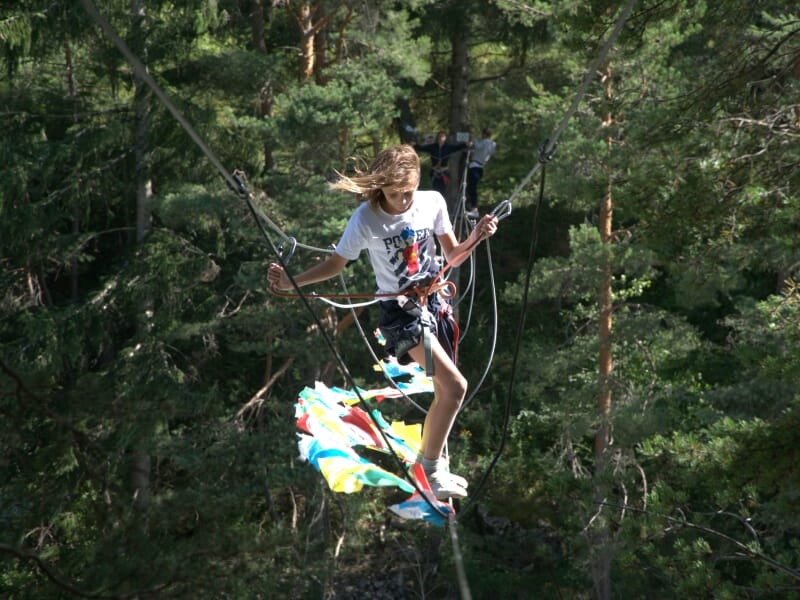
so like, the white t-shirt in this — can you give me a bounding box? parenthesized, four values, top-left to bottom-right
(335, 190, 453, 295)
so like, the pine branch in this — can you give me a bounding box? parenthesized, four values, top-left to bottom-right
(0, 543, 174, 599)
(235, 356, 294, 426)
(0, 357, 94, 448)
(598, 501, 800, 582)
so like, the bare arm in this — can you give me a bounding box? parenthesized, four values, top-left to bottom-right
(437, 214, 498, 268)
(268, 252, 349, 291)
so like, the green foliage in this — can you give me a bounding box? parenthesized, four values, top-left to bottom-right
(2, 1, 800, 598)
(268, 64, 403, 169)
(724, 289, 800, 385)
(0, 2, 61, 74)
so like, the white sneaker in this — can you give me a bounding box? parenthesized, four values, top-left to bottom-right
(438, 462, 469, 489)
(427, 469, 468, 500)
(420, 457, 469, 489)
(436, 460, 468, 489)
(445, 470, 469, 489)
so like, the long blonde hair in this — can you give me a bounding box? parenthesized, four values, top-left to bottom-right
(329, 144, 420, 207)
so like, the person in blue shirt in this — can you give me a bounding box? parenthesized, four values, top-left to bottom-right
(465, 128, 497, 218)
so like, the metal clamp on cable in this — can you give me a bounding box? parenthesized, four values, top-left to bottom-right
(278, 237, 297, 266)
(232, 170, 250, 198)
(490, 199, 513, 221)
(539, 138, 557, 164)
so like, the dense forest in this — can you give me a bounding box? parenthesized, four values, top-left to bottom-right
(2, 0, 799, 598)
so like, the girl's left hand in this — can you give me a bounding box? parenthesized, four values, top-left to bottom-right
(475, 214, 498, 240)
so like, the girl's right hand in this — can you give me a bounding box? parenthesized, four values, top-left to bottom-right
(267, 262, 290, 291)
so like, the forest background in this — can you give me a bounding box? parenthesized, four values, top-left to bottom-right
(1, 1, 799, 598)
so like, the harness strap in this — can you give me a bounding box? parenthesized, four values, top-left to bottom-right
(421, 307, 435, 377)
(410, 279, 456, 302)
(396, 278, 457, 376)
(395, 295, 435, 375)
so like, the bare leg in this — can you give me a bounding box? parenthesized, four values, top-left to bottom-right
(407, 336, 467, 461)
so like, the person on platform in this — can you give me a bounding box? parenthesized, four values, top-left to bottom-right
(465, 127, 497, 218)
(415, 131, 470, 198)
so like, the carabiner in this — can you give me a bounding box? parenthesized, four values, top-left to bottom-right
(278, 236, 297, 265)
(490, 199, 512, 221)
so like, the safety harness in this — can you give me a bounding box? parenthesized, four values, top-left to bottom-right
(394, 278, 458, 377)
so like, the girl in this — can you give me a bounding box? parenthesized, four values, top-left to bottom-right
(268, 144, 498, 499)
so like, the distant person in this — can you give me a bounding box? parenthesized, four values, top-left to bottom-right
(414, 131, 470, 198)
(465, 128, 497, 218)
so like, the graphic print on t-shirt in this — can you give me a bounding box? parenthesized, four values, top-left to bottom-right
(384, 225, 432, 289)
(401, 227, 420, 276)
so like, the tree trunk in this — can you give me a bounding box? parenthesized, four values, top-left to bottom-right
(596, 87, 614, 460)
(448, 25, 469, 133)
(132, 0, 153, 517)
(313, 19, 327, 84)
(592, 63, 615, 600)
(293, 2, 328, 81)
(251, 0, 275, 171)
(249, 0, 267, 54)
(63, 34, 80, 302)
(299, 3, 314, 79)
(134, 73, 152, 242)
(446, 23, 470, 316)
(446, 23, 470, 216)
